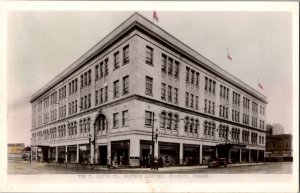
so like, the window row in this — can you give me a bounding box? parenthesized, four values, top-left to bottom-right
(113, 110, 129, 128)
(162, 83, 179, 104)
(79, 118, 91, 134)
(232, 110, 240, 123)
(251, 117, 258, 128)
(95, 86, 108, 105)
(259, 120, 265, 130)
(218, 124, 229, 140)
(80, 94, 91, 111)
(162, 54, 179, 78)
(58, 105, 67, 119)
(58, 86, 67, 101)
(80, 69, 92, 89)
(260, 105, 265, 115)
(231, 127, 240, 142)
(50, 91, 58, 105)
(43, 97, 50, 108)
(242, 113, 250, 125)
(251, 132, 258, 145)
(186, 67, 199, 86)
(185, 92, 199, 110)
(220, 85, 229, 100)
(204, 77, 216, 94)
(50, 109, 57, 122)
(67, 121, 77, 136)
(114, 44, 129, 70)
(68, 100, 78, 115)
(232, 91, 240, 105)
(243, 97, 250, 109)
(252, 101, 258, 113)
(203, 121, 215, 137)
(69, 79, 78, 95)
(113, 75, 129, 98)
(258, 136, 265, 144)
(242, 130, 250, 143)
(160, 111, 179, 130)
(57, 124, 67, 138)
(95, 58, 109, 80)
(204, 99, 215, 115)
(219, 105, 229, 119)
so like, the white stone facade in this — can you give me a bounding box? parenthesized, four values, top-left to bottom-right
(30, 13, 267, 167)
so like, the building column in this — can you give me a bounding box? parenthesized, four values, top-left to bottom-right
(90, 142, 95, 164)
(199, 145, 203, 165)
(76, 144, 79, 163)
(179, 143, 183, 165)
(239, 148, 242, 163)
(248, 149, 251, 163)
(55, 146, 58, 162)
(107, 141, 111, 166)
(65, 146, 68, 164)
(154, 140, 159, 158)
(129, 137, 140, 167)
(215, 147, 219, 158)
(35, 147, 38, 162)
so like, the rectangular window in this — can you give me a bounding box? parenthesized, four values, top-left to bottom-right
(190, 94, 194, 108)
(204, 99, 207, 112)
(168, 85, 172, 102)
(161, 54, 167, 73)
(145, 76, 153, 96)
(205, 77, 208, 90)
(145, 111, 153, 126)
(185, 92, 189, 107)
(195, 96, 199, 110)
(123, 75, 129, 95)
(95, 65, 99, 80)
(75, 79, 77, 93)
(113, 113, 119, 128)
(168, 57, 173, 75)
(174, 88, 178, 104)
(146, 46, 153, 65)
(196, 72, 199, 87)
(123, 45, 129, 64)
(100, 88, 103, 104)
(174, 61, 179, 78)
(122, 110, 128, 126)
(80, 97, 83, 111)
(104, 58, 108, 76)
(75, 100, 77, 113)
(88, 94, 91, 108)
(95, 90, 99, 105)
(113, 80, 119, 98)
(191, 70, 195, 84)
(100, 62, 103, 78)
(114, 51, 120, 69)
(161, 83, 166, 100)
(186, 67, 190, 83)
(81, 75, 83, 88)
(84, 96, 87, 109)
(69, 82, 72, 95)
(88, 70, 91, 85)
(105, 86, 108, 102)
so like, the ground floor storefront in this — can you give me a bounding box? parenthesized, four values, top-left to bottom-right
(31, 139, 265, 167)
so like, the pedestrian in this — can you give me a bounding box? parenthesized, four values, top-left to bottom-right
(165, 156, 169, 167)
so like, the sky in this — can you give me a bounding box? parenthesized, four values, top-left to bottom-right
(5, 8, 297, 146)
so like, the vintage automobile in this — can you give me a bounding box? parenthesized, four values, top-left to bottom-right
(208, 158, 227, 168)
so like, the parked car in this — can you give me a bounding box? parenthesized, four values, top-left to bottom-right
(21, 147, 31, 161)
(208, 158, 227, 168)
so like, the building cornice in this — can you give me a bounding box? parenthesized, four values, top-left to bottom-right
(30, 12, 267, 104)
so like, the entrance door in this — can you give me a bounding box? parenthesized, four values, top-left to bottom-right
(99, 146, 107, 165)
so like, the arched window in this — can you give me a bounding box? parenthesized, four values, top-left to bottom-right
(204, 121, 208, 135)
(167, 112, 173, 129)
(211, 122, 215, 137)
(87, 118, 91, 132)
(80, 119, 83, 133)
(74, 121, 77, 135)
(190, 118, 194, 133)
(83, 119, 87, 133)
(160, 111, 166, 128)
(185, 117, 189, 132)
(195, 119, 199, 133)
(173, 114, 179, 130)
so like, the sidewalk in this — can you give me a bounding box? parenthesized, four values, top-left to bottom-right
(45, 161, 266, 172)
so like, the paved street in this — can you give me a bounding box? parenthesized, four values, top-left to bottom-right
(8, 160, 292, 174)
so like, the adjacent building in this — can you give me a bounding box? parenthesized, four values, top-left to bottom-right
(265, 124, 292, 162)
(30, 13, 267, 167)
